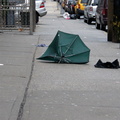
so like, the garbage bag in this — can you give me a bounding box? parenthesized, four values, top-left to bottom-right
(63, 12, 70, 19)
(70, 14, 77, 19)
(94, 59, 120, 69)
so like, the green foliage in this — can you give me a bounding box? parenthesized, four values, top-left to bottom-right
(113, 15, 120, 42)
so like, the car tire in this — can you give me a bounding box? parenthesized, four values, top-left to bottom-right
(36, 13, 39, 23)
(76, 10, 80, 19)
(84, 17, 87, 23)
(76, 13, 80, 19)
(96, 22, 100, 29)
(87, 18, 91, 24)
(100, 23, 106, 31)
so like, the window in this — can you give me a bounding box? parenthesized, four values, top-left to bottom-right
(81, 0, 88, 3)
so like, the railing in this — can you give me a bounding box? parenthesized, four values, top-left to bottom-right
(0, 1, 35, 34)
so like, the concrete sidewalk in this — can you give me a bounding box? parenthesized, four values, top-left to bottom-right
(0, 0, 120, 120)
(22, 0, 120, 120)
(0, 33, 39, 120)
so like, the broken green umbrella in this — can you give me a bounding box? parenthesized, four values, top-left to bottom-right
(37, 31, 90, 63)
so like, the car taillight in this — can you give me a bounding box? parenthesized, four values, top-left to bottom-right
(78, 4, 80, 9)
(40, 2, 45, 8)
(89, 7, 93, 11)
(102, 9, 107, 16)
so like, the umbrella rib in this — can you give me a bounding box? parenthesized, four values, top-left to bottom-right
(65, 51, 89, 57)
(49, 55, 60, 59)
(63, 58, 71, 63)
(59, 34, 63, 57)
(59, 45, 62, 56)
(64, 36, 78, 55)
(58, 57, 71, 63)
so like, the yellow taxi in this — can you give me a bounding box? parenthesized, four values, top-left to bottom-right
(74, 0, 88, 18)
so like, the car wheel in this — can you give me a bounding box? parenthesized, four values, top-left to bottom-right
(36, 13, 39, 23)
(84, 17, 87, 23)
(100, 23, 106, 31)
(96, 22, 100, 29)
(76, 13, 80, 19)
(87, 18, 91, 24)
(76, 10, 80, 19)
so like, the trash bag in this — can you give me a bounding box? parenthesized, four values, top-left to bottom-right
(94, 59, 120, 69)
(63, 12, 70, 19)
(70, 14, 77, 19)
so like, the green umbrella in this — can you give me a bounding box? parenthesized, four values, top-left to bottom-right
(37, 31, 90, 63)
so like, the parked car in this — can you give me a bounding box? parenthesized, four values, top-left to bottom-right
(35, 0, 47, 23)
(64, 0, 76, 14)
(84, 0, 99, 24)
(74, 0, 88, 18)
(95, 0, 108, 30)
(10, 0, 47, 24)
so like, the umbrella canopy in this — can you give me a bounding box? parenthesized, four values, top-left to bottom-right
(37, 31, 90, 63)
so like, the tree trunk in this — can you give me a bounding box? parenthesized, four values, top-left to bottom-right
(112, 0, 120, 43)
(108, 0, 120, 43)
(108, 0, 113, 42)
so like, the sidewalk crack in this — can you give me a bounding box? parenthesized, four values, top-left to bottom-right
(16, 36, 40, 120)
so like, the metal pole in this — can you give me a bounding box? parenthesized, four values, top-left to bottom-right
(29, 0, 35, 35)
(33, 0, 36, 32)
(57, 0, 59, 10)
(108, 0, 113, 42)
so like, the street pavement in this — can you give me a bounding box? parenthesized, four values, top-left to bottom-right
(0, 0, 120, 120)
